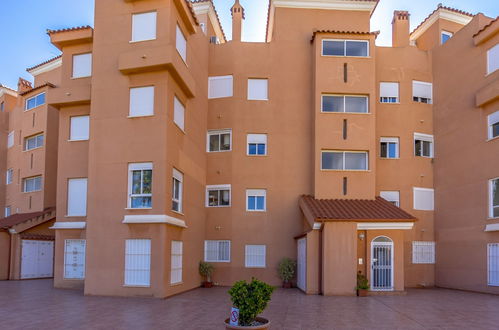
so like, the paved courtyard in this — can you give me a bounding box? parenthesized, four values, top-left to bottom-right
(0, 280, 498, 329)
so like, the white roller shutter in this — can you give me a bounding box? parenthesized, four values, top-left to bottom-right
(208, 76, 233, 99)
(380, 82, 399, 98)
(72, 53, 92, 78)
(248, 79, 268, 100)
(413, 81, 432, 99)
(67, 178, 88, 216)
(413, 187, 434, 211)
(176, 25, 187, 62)
(174, 96, 185, 130)
(247, 134, 267, 144)
(129, 86, 154, 117)
(132, 12, 157, 42)
(70, 116, 90, 141)
(487, 44, 499, 74)
(170, 241, 183, 284)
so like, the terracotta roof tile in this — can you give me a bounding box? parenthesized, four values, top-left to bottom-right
(411, 4, 474, 36)
(26, 55, 62, 72)
(311, 30, 380, 42)
(190, 0, 227, 41)
(473, 16, 499, 38)
(0, 207, 56, 229)
(300, 195, 416, 221)
(46, 25, 93, 35)
(19, 82, 56, 96)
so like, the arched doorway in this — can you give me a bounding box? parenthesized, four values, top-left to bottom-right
(371, 236, 394, 291)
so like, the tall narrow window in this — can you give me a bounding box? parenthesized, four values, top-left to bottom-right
(70, 116, 90, 141)
(487, 44, 499, 74)
(25, 92, 45, 110)
(321, 151, 368, 170)
(67, 178, 88, 216)
(64, 239, 86, 279)
(7, 131, 14, 148)
(247, 79, 268, 100)
(204, 240, 230, 262)
(380, 82, 399, 103)
(176, 25, 187, 62)
(413, 187, 434, 211)
(441, 31, 453, 44)
(207, 130, 231, 152)
(488, 243, 499, 286)
(6, 169, 13, 185)
(131, 12, 157, 42)
(72, 53, 92, 78)
(412, 241, 436, 264)
(124, 239, 151, 286)
(247, 134, 267, 156)
(172, 168, 183, 213)
(4, 206, 11, 218)
(412, 81, 432, 104)
(173, 96, 185, 131)
(380, 137, 399, 159)
(129, 86, 154, 117)
(170, 241, 183, 284)
(24, 134, 44, 151)
(23, 176, 42, 192)
(208, 76, 233, 99)
(246, 189, 266, 212)
(414, 133, 434, 158)
(128, 163, 152, 209)
(490, 178, 499, 218)
(245, 245, 266, 268)
(380, 191, 400, 207)
(206, 185, 231, 207)
(488, 111, 499, 139)
(322, 95, 368, 113)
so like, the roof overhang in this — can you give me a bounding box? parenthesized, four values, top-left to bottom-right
(0, 86, 17, 98)
(19, 83, 56, 96)
(358, 222, 414, 230)
(122, 214, 187, 228)
(271, 0, 378, 14)
(485, 223, 499, 232)
(50, 222, 86, 230)
(174, 0, 198, 35)
(48, 26, 93, 50)
(473, 16, 499, 45)
(311, 29, 379, 42)
(27, 56, 62, 76)
(191, 0, 226, 42)
(410, 7, 473, 42)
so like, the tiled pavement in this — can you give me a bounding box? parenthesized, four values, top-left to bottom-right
(0, 280, 498, 330)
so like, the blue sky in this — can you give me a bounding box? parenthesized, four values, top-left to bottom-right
(0, 0, 496, 88)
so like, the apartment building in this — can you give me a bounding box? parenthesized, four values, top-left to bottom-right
(0, 0, 497, 297)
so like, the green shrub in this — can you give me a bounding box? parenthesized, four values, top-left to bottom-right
(356, 271, 369, 290)
(228, 278, 274, 326)
(199, 261, 214, 282)
(277, 257, 296, 282)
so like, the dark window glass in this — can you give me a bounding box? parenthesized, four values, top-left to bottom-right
(345, 96, 368, 113)
(492, 122, 499, 138)
(346, 41, 368, 57)
(322, 40, 344, 56)
(322, 95, 344, 112)
(321, 152, 343, 170)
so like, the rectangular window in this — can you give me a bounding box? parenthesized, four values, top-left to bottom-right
(380, 191, 400, 207)
(206, 185, 231, 207)
(131, 12, 157, 42)
(412, 81, 432, 104)
(245, 245, 266, 268)
(173, 96, 185, 131)
(176, 25, 187, 62)
(490, 178, 499, 218)
(172, 168, 183, 213)
(208, 75, 233, 99)
(6, 169, 13, 185)
(413, 187, 434, 211)
(487, 44, 499, 74)
(170, 241, 183, 284)
(414, 133, 434, 158)
(7, 131, 14, 148)
(67, 178, 88, 216)
(322, 95, 368, 113)
(488, 111, 499, 139)
(0, 101, 4, 112)
(380, 82, 399, 103)
(23, 176, 42, 192)
(441, 31, 453, 44)
(246, 189, 266, 212)
(380, 137, 399, 159)
(321, 151, 368, 170)
(70, 116, 90, 141)
(25, 92, 46, 110)
(64, 239, 86, 279)
(322, 40, 369, 57)
(4, 206, 11, 218)
(247, 79, 268, 101)
(128, 163, 152, 209)
(204, 240, 230, 262)
(24, 134, 44, 151)
(129, 86, 154, 117)
(207, 129, 231, 152)
(72, 53, 92, 78)
(124, 239, 151, 286)
(247, 134, 267, 156)
(412, 241, 435, 264)
(488, 243, 499, 286)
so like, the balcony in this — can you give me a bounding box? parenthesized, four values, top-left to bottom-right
(47, 82, 91, 107)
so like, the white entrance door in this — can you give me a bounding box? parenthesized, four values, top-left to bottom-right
(21, 240, 54, 279)
(297, 238, 307, 291)
(371, 236, 393, 291)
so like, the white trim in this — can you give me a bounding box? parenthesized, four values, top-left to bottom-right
(272, 0, 377, 13)
(489, 178, 499, 219)
(27, 57, 62, 76)
(313, 222, 322, 230)
(204, 240, 231, 262)
(485, 223, 499, 232)
(410, 8, 472, 41)
(357, 222, 414, 230)
(206, 184, 231, 207)
(321, 150, 369, 171)
(207, 129, 232, 152)
(191, 1, 226, 42)
(246, 189, 267, 211)
(50, 222, 86, 229)
(321, 39, 370, 57)
(122, 214, 187, 228)
(0, 86, 18, 98)
(321, 94, 369, 113)
(371, 236, 394, 291)
(441, 30, 453, 44)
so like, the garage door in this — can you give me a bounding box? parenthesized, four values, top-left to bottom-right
(297, 238, 306, 292)
(21, 240, 54, 279)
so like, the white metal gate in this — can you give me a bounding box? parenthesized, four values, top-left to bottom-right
(371, 236, 393, 291)
(21, 240, 54, 279)
(297, 238, 306, 291)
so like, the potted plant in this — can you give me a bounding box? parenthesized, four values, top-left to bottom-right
(277, 257, 296, 288)
(225, 278, 274, 329)
(356, 271, 369, 297)
(199, 261, 214, 288)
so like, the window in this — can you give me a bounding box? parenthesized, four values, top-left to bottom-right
(380, 137, 399, 159)
(206, 185, 231, 207)
(129, 86, 154, 117)
(64, 239, 86, 279)
(7, 131, 14, 148)
(246, 189, 266, 211)
(131, 12, 157, 42)
(322, 40, 369, 57)
(172, 168, 183, 213)
(207, 130, 231, 152)
(72, 53, 92, 78)
(208, 75, 233, 99)
(24, 134, 44, 151)
(67, 178, 88, 216)
(490, 178, 499, 218)
(488, 111, 499, 139)
(487, 44, 498, 74)
(412, 81, 432, 104)
(124, 239, 151, 286)
(23, 176, 42, 192)
(248, 79, 268, 100)
(70, 116, 90, 141)
(6, 169, 13, 185)
(0, 102, 4, 112)
(488, 243, 499, 286)
(170, 241, 183, 284)
(4, 206, 11, 218)
(25, 92, 45, 110)
(380, 191, 400, 207)
(204, 240, 230, 262)
(322, 95, 368, 113)
(245, 245, 266, 268)
(176, 25, 187, 62)
(247, 134, 267, 155)
(380, 82, 399, 103)
(173, 96, 185, 131)
(412, 241, 435, 264)
(321, 151, 368, 170)
(441, 31, 453, 44)
(413, 187, 434, 211)
(414, 133, 434, 158)
(128, 163, 152, 209)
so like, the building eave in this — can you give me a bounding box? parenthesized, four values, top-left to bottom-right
(191, 0, 227, 42)
(410, 6, 473, 42)
(27, 56, 62, 76)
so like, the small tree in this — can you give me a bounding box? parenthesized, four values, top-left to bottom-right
(228, 278, 274, 326)
(199, 261, 214, 282)
(356, 271, 369, 290)
(278, 258, 296, 284)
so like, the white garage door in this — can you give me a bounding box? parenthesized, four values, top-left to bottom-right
(21, 240, 54, 279)
(297, 238, 307, 292)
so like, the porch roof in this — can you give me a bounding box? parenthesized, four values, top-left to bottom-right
(0, 207, 56, 230)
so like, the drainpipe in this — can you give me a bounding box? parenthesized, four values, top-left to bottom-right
(319, 225, 323, 295)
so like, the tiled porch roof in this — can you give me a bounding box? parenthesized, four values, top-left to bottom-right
(0, 207, 56, 229)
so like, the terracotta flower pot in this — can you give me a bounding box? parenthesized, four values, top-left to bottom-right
(282, 281, 292, 288)
(357, 289, 368, 297)
(202, 281, 213, 288)
(225, 317, 270, 330)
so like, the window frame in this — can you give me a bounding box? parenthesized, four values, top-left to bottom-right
(441, 31, 453, 44)
(63, 239, 86, 280)
(245, 245, 266, 268)
(173, 96, 185, 132)
(129, 86, 155, 118)
(321, 150, 369, 171)
(247, 78, 269, 101)
(486, 44, 499, 75)
(172, 168, 183, 213)
(170, 240, 183, 285)
(69, 115, 90, 141)
(127, 162, 153, 209)
(7, 131, 14, 148)
(488, 243, 499, 286)
(4, 206, 11, 218)
(6, 168, 13, 185)
(489, 178, 499, 219)
(380, 137, 399, 159)
(204, 240, 231, 263)
(321, 94, 369, 114)
(412, 81, 433, 104)
(247, 133, 267, 156)
(487, 111, 499, 140)
(246, 189, 267, 212)
(124, 239, 151, 287)
(206, 184, 231, 207)
(23, 176, 42, 193)
(131, 11, 157, 43)
(414, 133, 434, 158)
(25, 92, 46, 111)
(412, 241, 436, 264)
(176, 24, 187, 63)
(207, 129, 232, 152)
(321, 39, 370, 57)
(380, 191, 400, 207)
(379, 82, 399, 104)
(24, 133, 44, 151)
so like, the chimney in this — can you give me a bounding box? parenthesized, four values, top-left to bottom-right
(17, 77, 32, 93)
(392, 10, 410, 47)
(231, 0, 245, 42)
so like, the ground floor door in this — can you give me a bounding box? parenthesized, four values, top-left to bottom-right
(371, 236, 393, 291)
(297, 238, 306, 291)
(21, 240, 54, 279)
